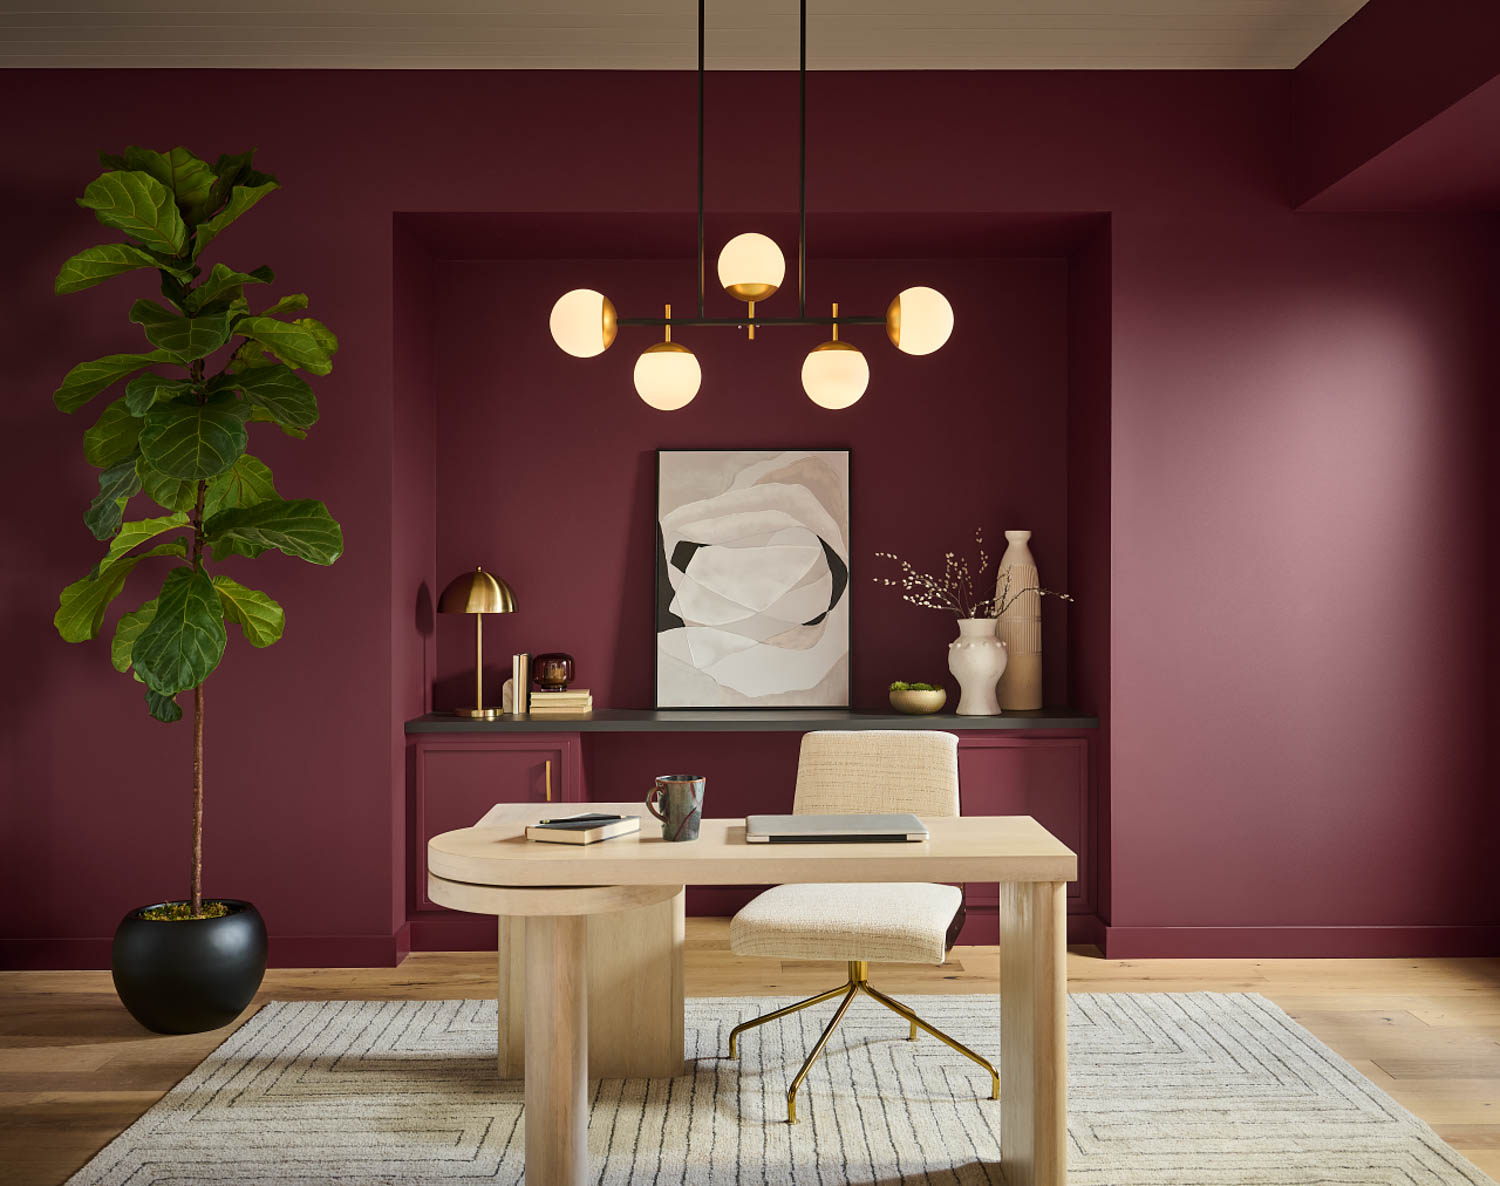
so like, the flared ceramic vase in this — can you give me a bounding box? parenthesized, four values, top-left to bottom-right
(948, 617, 1008, 715)
(995, 530, 1043, 711)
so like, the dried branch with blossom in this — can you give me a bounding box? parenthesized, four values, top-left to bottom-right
(873, 528, 1074, 619)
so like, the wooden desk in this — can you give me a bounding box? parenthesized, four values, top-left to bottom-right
(428, 802, 1076, 1186)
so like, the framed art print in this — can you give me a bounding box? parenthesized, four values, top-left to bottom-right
(655, 449, 851, 708)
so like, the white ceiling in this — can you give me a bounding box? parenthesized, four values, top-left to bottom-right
(0, 1, 1369, 71)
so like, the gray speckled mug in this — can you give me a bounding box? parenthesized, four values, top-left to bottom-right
(646, 774, 704, 842)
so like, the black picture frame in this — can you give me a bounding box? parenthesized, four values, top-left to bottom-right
(653, 448, 852, 711)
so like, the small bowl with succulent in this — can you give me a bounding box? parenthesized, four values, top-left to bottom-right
(889, 681, 948, 715)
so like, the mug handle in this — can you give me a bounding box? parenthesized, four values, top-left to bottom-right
(645, 784, 667, 822)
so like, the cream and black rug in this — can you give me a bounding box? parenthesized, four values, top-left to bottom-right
(70, 993, 1491, 1185)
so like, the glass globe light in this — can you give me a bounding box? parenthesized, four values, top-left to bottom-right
(549, 289, 617, 358)
(717, 232, 786, 302)
(634, 342, 701, 411)
(802, 340, 869, 409)
(885, 286, 953, 355)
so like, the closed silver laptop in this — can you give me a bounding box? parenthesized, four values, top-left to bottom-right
(744, 812, 928, 843)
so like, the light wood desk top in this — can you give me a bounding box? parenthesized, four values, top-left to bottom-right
(427, 800, 1077, 888)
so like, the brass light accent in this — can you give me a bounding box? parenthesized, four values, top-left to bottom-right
(437, 566, 517, 720)
(728, 958, 999, 1124)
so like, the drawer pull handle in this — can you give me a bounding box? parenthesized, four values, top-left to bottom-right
(545, 759, 552, 801)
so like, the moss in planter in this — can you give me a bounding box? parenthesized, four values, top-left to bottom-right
(138, 901, 232, 921)
(890, 681, 943, 692)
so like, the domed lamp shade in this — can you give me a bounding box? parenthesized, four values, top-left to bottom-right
(438, 566, 517, 720)
(802, 302, 869, 409)
(549, 289, 618, 358)
(885, 286, 954, 355)
(634, 304, 701, 411)
(717, 232, 786, 302)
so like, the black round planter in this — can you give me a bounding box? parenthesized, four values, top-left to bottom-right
(111, 899, 267, 1034)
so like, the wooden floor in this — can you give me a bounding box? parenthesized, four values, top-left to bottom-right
(2, 920, 1497, 1185)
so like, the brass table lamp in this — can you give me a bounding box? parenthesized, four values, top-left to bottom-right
(438, 566, 516, 720)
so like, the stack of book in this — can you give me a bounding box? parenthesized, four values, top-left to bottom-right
(529, 689, 593, 716)
(525, 813, 638, 845)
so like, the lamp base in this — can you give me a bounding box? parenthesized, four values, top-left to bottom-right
(453, 707, 501, 721)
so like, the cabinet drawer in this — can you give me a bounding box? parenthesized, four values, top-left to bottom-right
(413, 737, 578, 909)
(958, 737, 1089, 908)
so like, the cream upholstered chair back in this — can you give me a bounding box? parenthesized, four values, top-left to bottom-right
(791, 730, 960, 819)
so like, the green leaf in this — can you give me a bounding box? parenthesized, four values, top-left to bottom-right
(208, 151, 278, 209)
(124, 373, 192, 417)
(100, 512, 190, 567)
(139, 395, 249, 480)
(53, 541, 184, 643)
(295, 316, 338, 359)
(213, 575, 284, 647)
(85, 456, 143, 540)
(53, 351, 177, 413)
(205, 498, 343, 565)
(55, 242, 191, 295)
(131, 567, 226, 696)
(247, 406, 307, 439)
(77, 170, 187, 256)
(83, 397, 142, 468)
(233, 315, 332, 375)
(137, 456, 198, 512)
(125, 146, 216, 223)
(258, 293, 308, 317)
(129, 300, 232, 361)
(232, 364, 318, 430)
(193, 181, 278, 258)
(203, 453, 277, 520)
(146, 686, 183, 722)
(184, 263, 273, 313)
(112, 598, 157, 673)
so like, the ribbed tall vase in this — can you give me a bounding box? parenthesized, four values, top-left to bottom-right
(995, 530, 1043, 710)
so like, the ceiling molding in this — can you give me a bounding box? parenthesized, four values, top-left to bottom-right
(0, 1, 1369, 71)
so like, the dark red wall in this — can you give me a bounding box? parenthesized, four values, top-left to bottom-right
(2, 68, 1495, 965)
(427, 252, 1073, 713)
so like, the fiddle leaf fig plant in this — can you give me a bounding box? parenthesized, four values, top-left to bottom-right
(52, 146, 343, 919)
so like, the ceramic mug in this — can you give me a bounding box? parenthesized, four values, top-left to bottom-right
(646, 774, 705, 842)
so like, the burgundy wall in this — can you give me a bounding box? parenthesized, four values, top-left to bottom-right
(2, 66, 1496, 966)
(1296, 0, 1500, 204)
(427, 251, 1072, 714)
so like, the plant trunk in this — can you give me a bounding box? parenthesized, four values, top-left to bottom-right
(191, 682, 203, 917)
(189, 428, 207, 920)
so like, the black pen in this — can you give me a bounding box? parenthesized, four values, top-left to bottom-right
(536, 813, 626, 824)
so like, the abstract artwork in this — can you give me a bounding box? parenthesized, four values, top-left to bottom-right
(656, 450, 850, 708)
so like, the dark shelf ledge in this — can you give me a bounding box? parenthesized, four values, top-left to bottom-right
(405, 708, 1098, 734)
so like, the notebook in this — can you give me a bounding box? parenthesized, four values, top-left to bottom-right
(525, 813, 641, 845)
(744, 812, 928, 843)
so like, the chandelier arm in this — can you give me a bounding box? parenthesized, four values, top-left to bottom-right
(799, 0, 807, 318)
(697, 0, 706, 318)
(617, 315, 883, 328)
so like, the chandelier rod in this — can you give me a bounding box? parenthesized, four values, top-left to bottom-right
(697, 0, 706, 317)
(799, 0, 807, 317)
(618, 315, 883, 328)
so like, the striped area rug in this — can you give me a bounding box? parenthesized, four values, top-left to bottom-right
(69, 993, 1492, 1185)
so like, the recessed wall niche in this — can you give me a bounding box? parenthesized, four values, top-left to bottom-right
(393, 211, 1110, 718)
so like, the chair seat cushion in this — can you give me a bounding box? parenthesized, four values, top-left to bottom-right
(730, 882, 961, 964)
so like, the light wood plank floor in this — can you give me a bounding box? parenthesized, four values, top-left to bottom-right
(3, 921, 1497, 1185)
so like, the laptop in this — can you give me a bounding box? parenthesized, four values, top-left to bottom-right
(744, 812, 929, 843)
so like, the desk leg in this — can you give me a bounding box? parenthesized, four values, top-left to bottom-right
(524, 914, 588, 1186)
(999, 881, 1066, 1186)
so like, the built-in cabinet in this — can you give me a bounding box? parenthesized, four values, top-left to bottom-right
(411, 735, 581, 911)
(406, 715, 1097, 945)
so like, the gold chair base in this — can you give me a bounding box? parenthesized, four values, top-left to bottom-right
(727, 959, 1000, 1124)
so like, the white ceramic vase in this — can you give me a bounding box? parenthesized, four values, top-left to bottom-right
(995, 529, 1043, 711)
(948, 617, 1008, 715)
